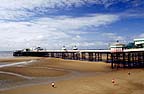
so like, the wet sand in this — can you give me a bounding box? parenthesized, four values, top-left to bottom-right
(0, 57, 41, 63)
(0, 57, 144, 94)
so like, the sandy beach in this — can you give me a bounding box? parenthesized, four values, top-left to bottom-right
(0, 57, 144, 94)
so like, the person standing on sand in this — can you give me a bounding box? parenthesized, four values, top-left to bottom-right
(51, 82, 55, 88)
(128, 72, 131, 76)
(112, 79, 115, 83)
(112, 79, 115, 85)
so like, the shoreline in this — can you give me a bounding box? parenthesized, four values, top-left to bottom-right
(0, 57, 144, 94)
(0, 60, 36, 68)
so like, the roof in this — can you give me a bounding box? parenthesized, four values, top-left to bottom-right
(134, 38, 144, 41)
(110, 43, 125, 48)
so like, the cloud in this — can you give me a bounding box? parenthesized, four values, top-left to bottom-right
(0, 0, 116, 9)
(0, 13, 119, 50)
(0, 0, 141, 20)
(102, 33, 125, 41)
(0, 9, 35, 21)
(0, 0, 137, 10)
(0, 0, 136, 50)
(33, 14, 119, 30)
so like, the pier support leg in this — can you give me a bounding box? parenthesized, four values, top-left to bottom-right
(111, 53, 114, 69)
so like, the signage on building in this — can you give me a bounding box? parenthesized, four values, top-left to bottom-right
(111, 48, 123, 53)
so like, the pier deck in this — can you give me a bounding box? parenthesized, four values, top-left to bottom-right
(13, 49, 144, 69)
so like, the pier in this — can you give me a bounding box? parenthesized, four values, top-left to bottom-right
(13, 48, 144, 69)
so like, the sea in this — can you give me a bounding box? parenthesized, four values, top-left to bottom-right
(0, 51, 14, 58)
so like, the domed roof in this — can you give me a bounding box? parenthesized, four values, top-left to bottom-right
(72, 46, 78, 50)
(62, 46, 66, 50)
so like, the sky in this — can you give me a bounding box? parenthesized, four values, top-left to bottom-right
(0, 0, 144, 50)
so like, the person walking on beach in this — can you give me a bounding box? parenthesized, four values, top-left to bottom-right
(51, 82, 55, 88)
(128, 72, 131, 76)
(112, 79, 116, 86)
(112, 79, 115, 84)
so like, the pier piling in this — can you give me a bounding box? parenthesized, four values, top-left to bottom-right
(13, 49, 144, 69)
